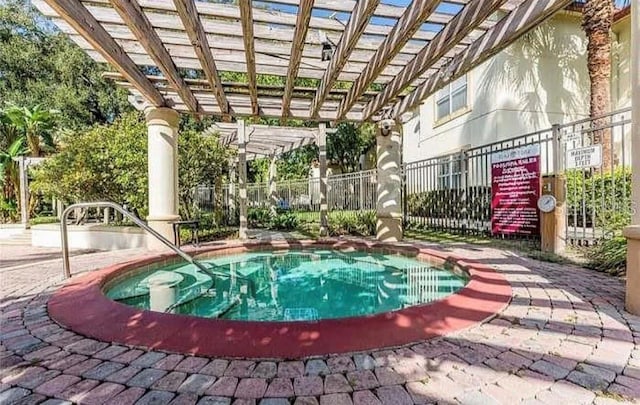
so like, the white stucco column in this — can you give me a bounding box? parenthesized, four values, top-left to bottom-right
(228, 158, 237, 223)
(145, 107, 180, 248)
(318, 123, 328, 236)
(18, 156, 29, 228)
(238, 120, 248, 240)
(376, 119, 403, 242)
(623, 0, 640, 315)
(268, 153, 278, 212)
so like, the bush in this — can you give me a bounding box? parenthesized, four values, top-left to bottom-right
(269, 213, 299, 231)
(566, 168, 632, 229)
(248, 207, 272, 228)
(584, 235, 627, 276)
(406, 186, 491, 222)
(328, 210, 376, 237)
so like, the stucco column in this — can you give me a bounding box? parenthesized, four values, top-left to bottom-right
(18, 156, 29, 228)
(268, 153, 278, 212)
(228, 158, 237, 224)
(145, 107, 180, 249)
(318, 123, 328, 236)
(376, 119, 403, 242)
(238, 120, 248, 240)
(623, 0, 640, 315)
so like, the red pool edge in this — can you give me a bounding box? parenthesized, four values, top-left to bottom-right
(48, 239, 512, 359)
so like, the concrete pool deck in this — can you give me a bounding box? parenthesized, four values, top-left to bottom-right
(1, 239, 639, 404)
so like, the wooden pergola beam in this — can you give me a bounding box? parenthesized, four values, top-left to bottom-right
(239, 0, 259, 116)
(310, 0, 379, 118)
(172, 0, 229, 118)
(362, 0, 507, 120)
(41, 0, 164, 107)
(392, 0, 574, 118)
(281, 0, 314, 122)
(337, 0, 441, 120)
(109, 0, 200, 112)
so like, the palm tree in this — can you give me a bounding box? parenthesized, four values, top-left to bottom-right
(0, 137, 26, 205)
(582, 0, 614, 167)
(4, 105, 58, 157)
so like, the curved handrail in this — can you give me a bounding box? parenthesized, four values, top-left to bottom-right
(61, 201, 213, 278)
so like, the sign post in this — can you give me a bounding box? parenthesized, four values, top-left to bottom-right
(491, 144, 541, 236)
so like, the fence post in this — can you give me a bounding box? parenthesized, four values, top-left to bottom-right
(237, 120, 248, 240)
(318, 123, 328, 236)
(623, 0, 640, 315)
(541, 124, 566, 254)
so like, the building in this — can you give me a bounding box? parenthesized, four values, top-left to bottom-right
(402, 6, 632, 164)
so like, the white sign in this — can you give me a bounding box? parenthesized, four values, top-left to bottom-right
(491, 144, 540, 164)
(566, 145, 602, 169)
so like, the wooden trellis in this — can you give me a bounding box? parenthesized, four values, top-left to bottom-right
(33, 0, 572, 122)
(204, 123, 317, 160)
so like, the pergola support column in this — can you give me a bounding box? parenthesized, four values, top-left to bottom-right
(376, 119, 403, 242)
(238, 119, 248, 240)
(145, 107, 180, 249)
(18, 156, 30, 228)
(228, 158, 237, 224)
(318, 123, 328, 236)
(269, 153, 278, 213)
(623, 0, 639, 315)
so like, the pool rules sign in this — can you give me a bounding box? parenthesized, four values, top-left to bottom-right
(491, 144, 541, 236)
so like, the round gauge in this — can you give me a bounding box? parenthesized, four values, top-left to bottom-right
(537, 195, 557, 213)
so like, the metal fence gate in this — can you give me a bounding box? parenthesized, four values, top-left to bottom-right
(196, 108, 632, 247)
(559, 108, 632, 245)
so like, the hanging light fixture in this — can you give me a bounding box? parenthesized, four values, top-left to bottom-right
(318, 30, 334, 61)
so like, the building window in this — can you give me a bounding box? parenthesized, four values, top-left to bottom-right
(438, 155, 463, 189)
(435, 75, 468, 122)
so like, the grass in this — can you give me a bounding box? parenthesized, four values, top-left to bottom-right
(404, 227, 575, 265)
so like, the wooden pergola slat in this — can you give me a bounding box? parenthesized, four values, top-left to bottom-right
(172, 0, 230, 118)
(34, 0, 570, 123)
(310, 0, 379, 118)
(282, 0, 315, 122)
(363, 0, 508, 120)
(109, 0, 200, 113)
(239, 0, 258, 116)
(392, 0, 573, 118)
(41, 0, 164, 107)
(337, 0, 441, 120)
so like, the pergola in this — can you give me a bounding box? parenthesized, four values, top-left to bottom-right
(205, 123, 318, 160)
(32, 0, 639, 312)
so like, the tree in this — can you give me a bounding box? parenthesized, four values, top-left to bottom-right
(0, 1, 131, 129)
(0, 137, 26, 220)
(178, 130, 232, 219)
(3, 104, 57, 157)
(31, 112, 233, 219)
(327, 122, 376, 174)
(582, 0, 614, 167)
(31, 112, 149, 214)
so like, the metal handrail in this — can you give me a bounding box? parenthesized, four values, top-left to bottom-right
(61, 201, 213, 278)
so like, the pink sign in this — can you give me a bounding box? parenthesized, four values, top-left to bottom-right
(491, 145, 541, 236)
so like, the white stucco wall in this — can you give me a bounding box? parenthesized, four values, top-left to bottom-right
(612, 15, 631, 109)
(32, 224, 148, 250)
(403, 13, 592, 163)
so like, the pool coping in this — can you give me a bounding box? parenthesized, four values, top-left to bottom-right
(47, 239, 512, 359)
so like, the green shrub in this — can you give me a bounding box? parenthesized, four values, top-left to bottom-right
(248, 207, 272, 228)
(566, 168, 632, 230)
(269, 213, 299, 231)
(406, 186, 490, 222)
(29, 215, 58, 225)
(328, 210, 375, 236)
(584, 235, 627, 276)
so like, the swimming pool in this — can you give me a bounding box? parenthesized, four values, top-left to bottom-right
(48, 240, 511, 357)
(105, 250, 468, 321)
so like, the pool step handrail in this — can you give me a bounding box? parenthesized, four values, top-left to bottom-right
(61, 201, 212, 279)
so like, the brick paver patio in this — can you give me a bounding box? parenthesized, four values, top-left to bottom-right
(1, 240, 639, 404)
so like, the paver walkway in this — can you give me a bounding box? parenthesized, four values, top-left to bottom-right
(1, 240, 639, 405)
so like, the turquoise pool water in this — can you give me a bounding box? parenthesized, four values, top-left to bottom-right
(105, 250, 468, 322)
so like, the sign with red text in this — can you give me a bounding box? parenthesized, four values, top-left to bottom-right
(491, 144, 541, 236)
